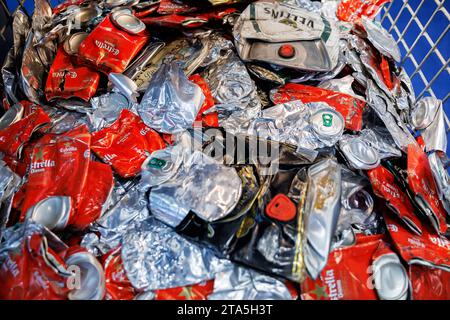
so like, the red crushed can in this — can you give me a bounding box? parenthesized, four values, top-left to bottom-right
(270, 83, 365, 131)
(78, 13, 149, 74)
(45, 43, 100, 102)
(91, 109, 166, 178)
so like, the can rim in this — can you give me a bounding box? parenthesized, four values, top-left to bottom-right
(63, 32, 89, 55)
(111, 11, 146, 35)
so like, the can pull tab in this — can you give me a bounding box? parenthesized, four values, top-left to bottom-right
(265, 194, 297, 222)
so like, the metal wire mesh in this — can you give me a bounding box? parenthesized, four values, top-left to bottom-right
(380, 0, 450, 133)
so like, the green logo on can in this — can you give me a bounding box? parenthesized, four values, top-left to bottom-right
(148, 158, 166, 169)
(322, 113, 333, 127)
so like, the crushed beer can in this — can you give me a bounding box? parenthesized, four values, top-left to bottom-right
(0, 0, 449, 301)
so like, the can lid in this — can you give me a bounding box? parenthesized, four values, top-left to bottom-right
(66, 251, 106, 300)
(103, 0, 130, 8)
(72, 6, 102, 27)
(141, 147, 182, 187)
(341, 138, 380, 169)
(110, 6, 133, 15)
(265, 194, 296, 222)
(27, 196, 72, 231)
(310, 108, 344, 139)
(411, 99, 436, 130)
(373, 253, 409, 300)
(63, 32, 89, 55)
(111, 12, 146, 34)
(0, 103, 24, 130)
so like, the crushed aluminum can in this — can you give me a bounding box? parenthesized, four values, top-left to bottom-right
(339, 135, 381, 170)
(0, 222, 71, 300)
(78, 14, 149, 74)
(407, 144, 447, 236)
(366, 80, 418, 152)
(409, 264, 450, 300)
(148, 151, 242, 224)
(427, 152, 450, 214)
(384, 214, 450, 271)
(25, 196, 72, 231)
(301, 236, 403, 300)
(63, 32, 88, 56)
(372, 252, 409, 300)
(140, 145, 184, 189)
(270, 83, 366, 132)
(88, 92, 132, 131)
(310, 107, 345, 142)
(65, 247, 106, 300)
(361, 16, 401, 62)
(68, 5, 102, 30)
(304, 158, 341, 279)
(91, 109, 166, 178)
(108, 73, 139, 103)
(411, 97, 447, 153)
(89, 187, 150, 254)
(233, 2, 340, 72)
(138, 61, 205, 134)
(121, 217, 229, 291)
(207, 264, 294, 300)
(247, 100, 343, 159)
(367, 165, 423, 236)
(0, 103, 24, 130)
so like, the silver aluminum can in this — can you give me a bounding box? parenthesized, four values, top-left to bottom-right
(26, 196, 72, 231)
(111, 12, 146, 34)
(0, 103, 24, 130)
(339, 136, 381, 170)
(373, 253, 409, 300)
(304, 158, 341, 279)
(66, 251, 106, 300)
(310, 108, 344, 141)
(63, 32, 89, 56)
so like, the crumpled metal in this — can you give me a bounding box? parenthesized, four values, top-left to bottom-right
(358, 127, 402, 159)
(88, 92, 135, 131)
(247, 100, 343, 158)
(121, 217, 230, 291)
(202, 51, 261, 134)
(2, 11, 30, 104)
(20, 31, 46, 104)
(0, 161, 22, 239)
(233, 1, 340, 72)
(199, 32, 235, 68)
(428, 152, 450, 214)
(413, 97, 447, 153)
(281, 0, 321, 12)
(319, 75, 366, 101)
(148, 151, 242, 223)
(208, 264, 293, 300)
(138, 61, 205, 134)
(362, 16, 401, 62)
(333, 168, 380, 249)
(82, 187, 149, 255)
(366, 80, 417, 152)
(47, 108, 91, 134)
(357, 39, 392, 97)
(304, 158, 341, 279)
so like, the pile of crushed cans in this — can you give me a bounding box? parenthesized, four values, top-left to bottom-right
(0, 0, 449, 300)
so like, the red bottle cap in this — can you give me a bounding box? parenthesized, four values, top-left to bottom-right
(278, 44, 296, 59)
(265, 194, 297, 222)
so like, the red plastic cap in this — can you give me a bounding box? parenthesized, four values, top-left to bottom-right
(265, 194, 297, 222)
(278, 44, 296, 59)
